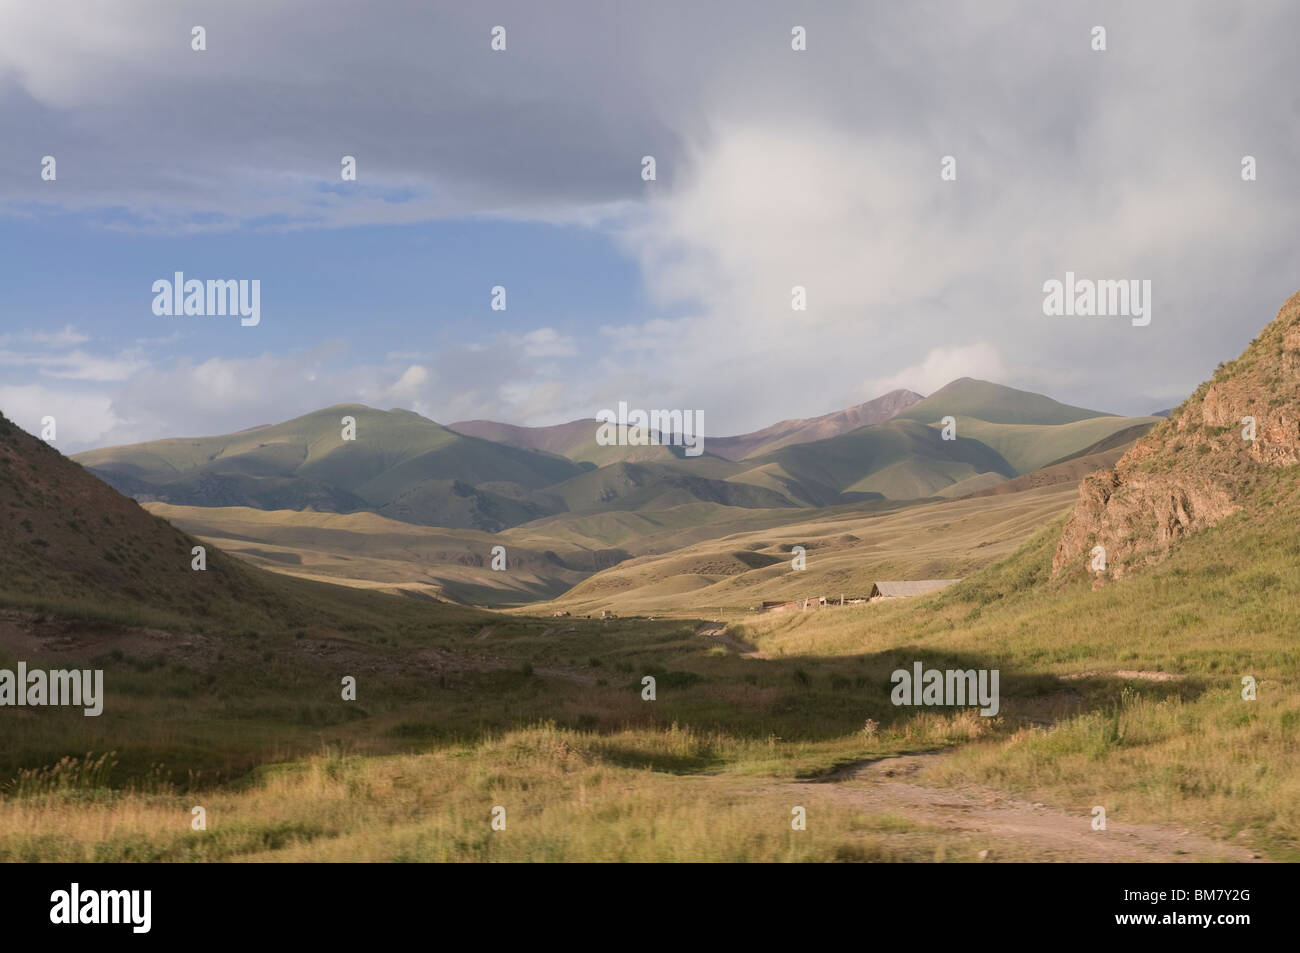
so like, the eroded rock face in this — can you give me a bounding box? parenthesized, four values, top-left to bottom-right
(1053, 289, 1300, 581)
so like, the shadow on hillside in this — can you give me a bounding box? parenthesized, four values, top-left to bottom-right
(584, 645, 1205, 748)
(0, 609, 1211, 788)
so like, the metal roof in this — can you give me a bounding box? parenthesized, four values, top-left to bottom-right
(870, 579, 961, 597)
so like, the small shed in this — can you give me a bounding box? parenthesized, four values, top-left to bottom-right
(868, 579, 961, 601)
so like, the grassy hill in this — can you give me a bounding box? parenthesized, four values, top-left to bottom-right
(895, 378, 1111, 426)
(74, 405, 585, 532)
(144, 502, 630, 607)
(451, 389, 924, 464)
(448, 417, 704, 468)
(541, 483, 1079, 615)
(712, 380, 1146, 511)
(542, 459, 799, 512)
(740, 418, 1019, 501)
(726, 465, 1300, 857)
(144, 495, 910, 608)
(869, 379, 1152, 482)
(704, 389, 924, 460)
(0, 410, 492, 632)
(935, 415, 1161, 475)
(65, 381, 1158, 609)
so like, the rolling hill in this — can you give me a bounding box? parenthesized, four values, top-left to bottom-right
(75, 382, 1150, 532)
(74, 404, 586, 532)
(449, 388, 923, 463)
(538, 483, 1080, 615)
(65, 380, 1158, 607)
(143, 502, 629, 606)
(894, 378, 1112, 426)
(739, 417, 1018, 502)
(729, 381, 1154, 502)
(659, 388, 924, 461)
(0, 410, 484, 631)
(447, 416, 700, 468)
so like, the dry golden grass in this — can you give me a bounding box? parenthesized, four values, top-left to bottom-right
(0, 724, 1000, 863)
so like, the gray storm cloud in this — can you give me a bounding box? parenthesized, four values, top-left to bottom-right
(2, 0, 1298, 445)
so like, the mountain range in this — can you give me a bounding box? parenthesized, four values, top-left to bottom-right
(72, 379, 1158, 534)
(450, 388, 927, 462)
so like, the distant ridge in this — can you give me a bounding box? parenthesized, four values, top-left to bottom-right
(449, 388, 924, 463)
(68, 379, 1156, 548)
(73, 404, 586, 532)
(895, 378, 1111, 426)
(705, 389, 924, 460)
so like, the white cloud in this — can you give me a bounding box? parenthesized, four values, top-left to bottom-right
(19, 333, 596, 451)
(519, 328, 577, 359)
(0, 325, 91, 347)
(0, 344, 144, 382)
(0, 384, 123, 448)
(862, 344, 1008, 400)
(384, 364, 430, 404)
(3, 1, 1299, 437)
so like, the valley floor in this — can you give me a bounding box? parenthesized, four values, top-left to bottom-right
(0, 589, 1292, 862)
(4, 472, 1298, 863)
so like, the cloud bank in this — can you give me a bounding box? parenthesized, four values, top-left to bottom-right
(3, 1, 1299, 449)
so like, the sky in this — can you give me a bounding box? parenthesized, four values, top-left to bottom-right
(2, 0, 1298, 452)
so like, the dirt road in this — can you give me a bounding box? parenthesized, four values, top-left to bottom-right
(695, 621, 768, 658)
(783, 752, 1261, 862)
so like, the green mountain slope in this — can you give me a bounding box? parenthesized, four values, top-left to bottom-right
(680, 388, 922, 460)
(741, 418, 1018, 501)
(0, 411, 482, 631)
(937, 415, 1161, 475)
(895, 378, 1110, 426)
(448, 417, 702, 468)
(74, 404, 585, 531)
(450, 388, 923, 463)
(542, 483, 1079, 615)
(885, 378, 1150, 476)
(542, 459, 799, 513)
(65, 379, 1157, 591)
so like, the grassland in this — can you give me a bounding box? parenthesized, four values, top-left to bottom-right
(544, 484, 1080, 615)
(731, 471, 1300, 857)
(3, 468, 1297, 861)
(5, 385, 1297, 862)
(145, 484, 1078, 611)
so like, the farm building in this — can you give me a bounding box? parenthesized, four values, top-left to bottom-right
(760, 597, 833, 613)
(868, 579, 961, 601)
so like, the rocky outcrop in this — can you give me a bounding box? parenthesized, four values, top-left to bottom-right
(1053, 289, 1300, 581)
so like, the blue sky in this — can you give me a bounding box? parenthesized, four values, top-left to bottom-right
(2, 214, 646, 363)
(3, 1, 1299, 450)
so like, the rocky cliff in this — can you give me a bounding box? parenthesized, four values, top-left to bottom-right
(1054, 289, 1300, 581)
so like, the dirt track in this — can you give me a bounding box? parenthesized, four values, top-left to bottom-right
(784, 752, 1262, 862)
(695, 621, 768, 658)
